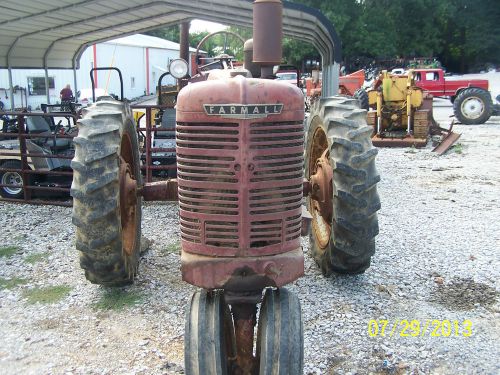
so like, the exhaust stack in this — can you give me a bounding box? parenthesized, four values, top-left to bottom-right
(252, 0, 283, 78)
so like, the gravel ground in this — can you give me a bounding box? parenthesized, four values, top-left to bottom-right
(1, 96, 499, 374)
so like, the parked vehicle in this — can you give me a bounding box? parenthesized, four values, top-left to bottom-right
(391, 68, 405, 75)
(413, 68, 493, 124)
(0, 115, 75, 199)
(274, 64, 301, 86)
(275, 71, 298, 85)
(304, 69, 368, 110)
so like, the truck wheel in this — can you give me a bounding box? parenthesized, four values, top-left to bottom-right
(71, 100, 142, 286)
(185, 290, 236, 375)
(0, 160, 30, 199)
(256, 288, 303, 375)
(305, 97, 380, 275)
(353, 88, 369, 110)
(453, 87, 492, 125)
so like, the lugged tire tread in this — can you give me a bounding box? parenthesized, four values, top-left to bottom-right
(353, 88, 369, 111)
(305, 96, 381, 275)
(71, 99, 142, 286)
(453, 87, 492, 125)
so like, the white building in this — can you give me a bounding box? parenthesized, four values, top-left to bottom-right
(0, 34, 199, 110)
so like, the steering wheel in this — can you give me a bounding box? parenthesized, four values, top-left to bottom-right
(195, 31, 245, 73)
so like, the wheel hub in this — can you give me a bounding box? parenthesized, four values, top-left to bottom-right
(309, 149, 333, 249)
(461, 97, 483, 119)
(119, 160, 138, 256)
(2, 171, 23, 195)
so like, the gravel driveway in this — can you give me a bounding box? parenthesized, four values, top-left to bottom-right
(0, 101, 499, 374)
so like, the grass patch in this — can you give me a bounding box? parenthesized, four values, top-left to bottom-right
(404, 145, 417, 154)
(452, 143, 463, 154)
(0, 245, 20, 258)
(93, 289, 143, 311)
(23, 285, 72, 304)
(24, 252, 50, 264)
(0, 277, 28, 290)
(164, 241, 181, 253)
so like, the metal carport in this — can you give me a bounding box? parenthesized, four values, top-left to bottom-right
(0, 0, 342, 108)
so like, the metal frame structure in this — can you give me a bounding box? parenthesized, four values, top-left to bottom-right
(0, 105, 177, 205)
(0, 0, 342, 109)
(0, 112, 77, 206)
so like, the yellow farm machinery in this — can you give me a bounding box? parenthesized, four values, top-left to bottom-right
(366, 70, 435, 147)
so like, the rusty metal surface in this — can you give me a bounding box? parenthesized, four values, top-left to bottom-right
(17, 116, 31, 200)
(131, 105, 177, 182)
(309, 148, 333, 248)
(145, 108, 153, 182)
(119, 134, 139, 257)
(232, 304, 257, 375)
(306, 124, 332, 250)
(252, 0, 283, 65)
(432, 131, 461, 155)
(0, 112, 76, 205)
(140, 180, 178, 201)
(302, 178, 311, 197)
(176, 76, 304, 259)
(371, 135, 428, 148)
(181, 247, 304, 291)
(1, 106, 178, 206)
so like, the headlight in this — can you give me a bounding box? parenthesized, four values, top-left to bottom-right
(169, 59, 189, 79)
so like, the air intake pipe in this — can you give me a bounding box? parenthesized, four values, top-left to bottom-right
(252, 0, 283, 78)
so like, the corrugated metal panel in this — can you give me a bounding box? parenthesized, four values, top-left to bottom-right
(0, 0, 340, 72)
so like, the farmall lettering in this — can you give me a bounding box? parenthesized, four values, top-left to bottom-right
(203, 103, 283, 119)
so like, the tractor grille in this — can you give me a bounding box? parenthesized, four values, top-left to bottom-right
(178, 120, 304, 257)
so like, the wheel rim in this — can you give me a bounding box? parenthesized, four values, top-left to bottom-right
(461, 97, 484, 120)
(1, 171, 23, 195)
(119, 132, 138, 257)
(307, 120, 333, 249)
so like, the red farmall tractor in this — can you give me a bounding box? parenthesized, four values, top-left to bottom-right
(71, 1, 380, 374)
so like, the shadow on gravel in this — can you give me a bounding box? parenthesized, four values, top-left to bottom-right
(430, 277, 498, 310)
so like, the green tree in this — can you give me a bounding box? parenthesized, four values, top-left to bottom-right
(144, 25, 180, 43)
(144, 0, 500, 74)
(437, 0, 500, 72)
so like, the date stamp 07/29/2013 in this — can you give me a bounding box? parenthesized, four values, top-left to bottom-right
(367, 319, 473, 338)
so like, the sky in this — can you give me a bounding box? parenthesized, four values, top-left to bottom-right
(189, 19, 227, 33)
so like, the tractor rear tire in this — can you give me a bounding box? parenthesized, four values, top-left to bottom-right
(305, 97, 380, 275)
(256, 288, 303, 375)
(453, 87, 492, 125)
(353, 88, 369, 110)
(185, 290, 236, 375)
(71, 100, 142, 286)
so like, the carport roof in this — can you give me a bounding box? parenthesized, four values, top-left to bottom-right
(0, 0, 341, 70)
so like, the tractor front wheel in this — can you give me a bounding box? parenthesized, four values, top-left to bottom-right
(256, 288, 303, 375)
(185, 290, 236, 375)
(305, 97, 381, 275)
(453, 87, 492, 125)
(71, 100, 142, 286)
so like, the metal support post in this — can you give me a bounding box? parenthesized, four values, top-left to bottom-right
(8, 67, 14, 110)
(73, 67, 78, 101)
(44, 67, 51, 104)
(179, 22, 190, 88)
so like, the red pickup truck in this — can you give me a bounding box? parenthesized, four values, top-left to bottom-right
(413, 68, 493, 124)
